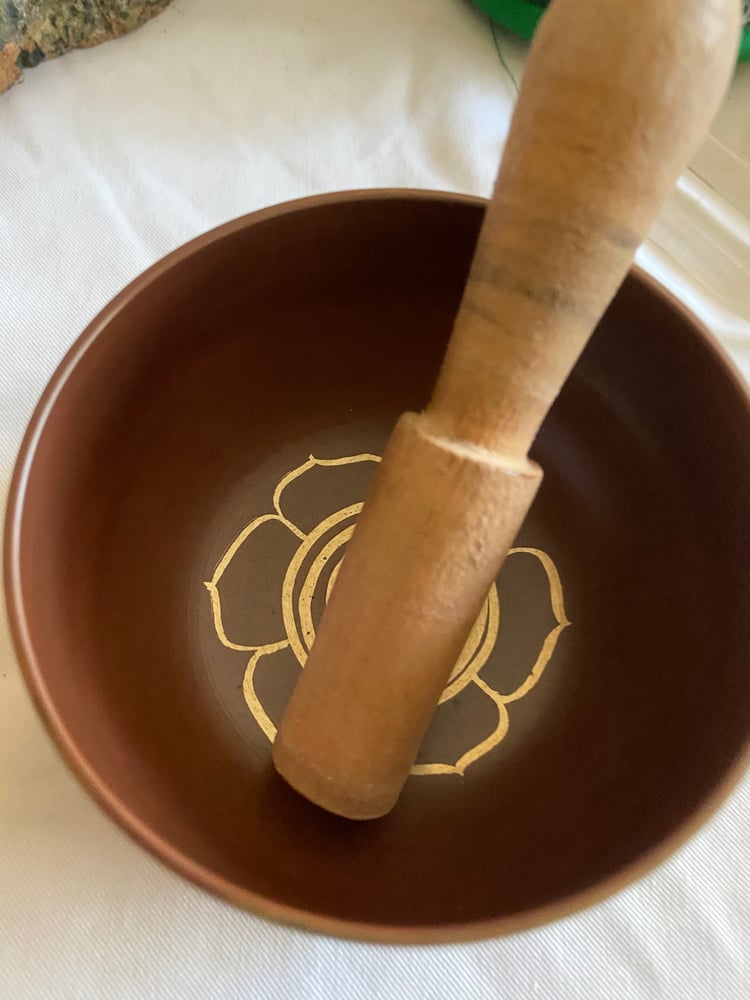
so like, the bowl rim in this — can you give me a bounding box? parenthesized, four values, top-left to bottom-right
(5, 188, 750, 945)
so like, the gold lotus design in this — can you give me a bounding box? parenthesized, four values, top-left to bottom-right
(205, 453, 571, 776)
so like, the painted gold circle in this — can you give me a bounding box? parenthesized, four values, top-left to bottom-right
(282, 504, 500, 704)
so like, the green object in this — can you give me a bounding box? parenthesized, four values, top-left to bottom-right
(476, 0, 543, 41)
(474, 0, 750, 64)
(740, 20, 750, 63)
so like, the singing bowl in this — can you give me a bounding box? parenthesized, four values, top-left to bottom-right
(6, 191, 750, 943)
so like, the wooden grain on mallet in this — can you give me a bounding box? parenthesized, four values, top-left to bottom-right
(273, 0, 741, 819)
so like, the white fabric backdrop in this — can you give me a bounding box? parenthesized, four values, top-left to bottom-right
(1, 2, 749, 997)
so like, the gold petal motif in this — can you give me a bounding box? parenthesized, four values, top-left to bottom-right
(499, 547, 572, 704)
(414, 546, 572, 774)
(206, 454, 572, 778)
(412, 676, 511, 776)
(204, 514, 297, 652)
(242, 640, 291, 741)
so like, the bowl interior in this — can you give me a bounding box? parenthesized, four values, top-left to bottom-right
(9, 194, 750, 938)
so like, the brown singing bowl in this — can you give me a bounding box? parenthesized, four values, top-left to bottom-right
(6, 191, 750, 943)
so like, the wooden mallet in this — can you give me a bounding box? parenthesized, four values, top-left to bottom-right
(273, 0, 741, 819)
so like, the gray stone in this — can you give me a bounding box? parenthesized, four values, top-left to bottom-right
(1, 0, 173, 94)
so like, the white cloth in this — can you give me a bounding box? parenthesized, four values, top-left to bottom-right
(1, 2, 749, 997)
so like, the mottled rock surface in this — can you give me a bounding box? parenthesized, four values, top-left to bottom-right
(1, 0, 172, 94)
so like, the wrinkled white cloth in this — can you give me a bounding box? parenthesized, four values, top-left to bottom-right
(1, 2, 749, 998)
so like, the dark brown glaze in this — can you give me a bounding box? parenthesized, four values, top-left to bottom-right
(5, 191, 750, 943)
